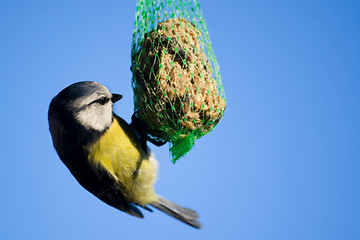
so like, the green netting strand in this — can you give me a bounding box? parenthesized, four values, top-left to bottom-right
(169, 132, 196, 163)
(131, 0, 226, 163)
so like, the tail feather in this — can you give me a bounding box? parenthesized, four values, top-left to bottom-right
(150, 196, 202, 229)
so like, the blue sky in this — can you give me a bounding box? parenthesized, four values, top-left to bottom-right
(1, 0, 359, 239)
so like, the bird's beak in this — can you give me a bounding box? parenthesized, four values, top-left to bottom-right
(111, 93, 123, 103)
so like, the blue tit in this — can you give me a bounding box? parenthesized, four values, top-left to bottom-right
(48, 81, 201, 228)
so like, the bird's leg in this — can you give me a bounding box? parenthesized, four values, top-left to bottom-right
(130, 112, 167, 153)
(130, 112, 150, 154)
(148, 137, 167, 147)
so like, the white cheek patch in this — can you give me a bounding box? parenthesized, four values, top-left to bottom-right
(75, 103, 113, 131)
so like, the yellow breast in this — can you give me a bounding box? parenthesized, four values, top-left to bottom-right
(87, 116, 158, 206)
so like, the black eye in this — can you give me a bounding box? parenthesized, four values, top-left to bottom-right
(93, 97, 109, 105)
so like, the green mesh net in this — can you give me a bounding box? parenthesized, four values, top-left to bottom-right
(131, 0, 226, 163)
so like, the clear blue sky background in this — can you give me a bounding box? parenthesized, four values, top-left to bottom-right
(1, 0, 359, 239)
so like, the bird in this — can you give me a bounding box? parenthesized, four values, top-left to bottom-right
(48, 81, 201, 229)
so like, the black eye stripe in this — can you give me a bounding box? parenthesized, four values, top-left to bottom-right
(91, 97, 110, 105)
